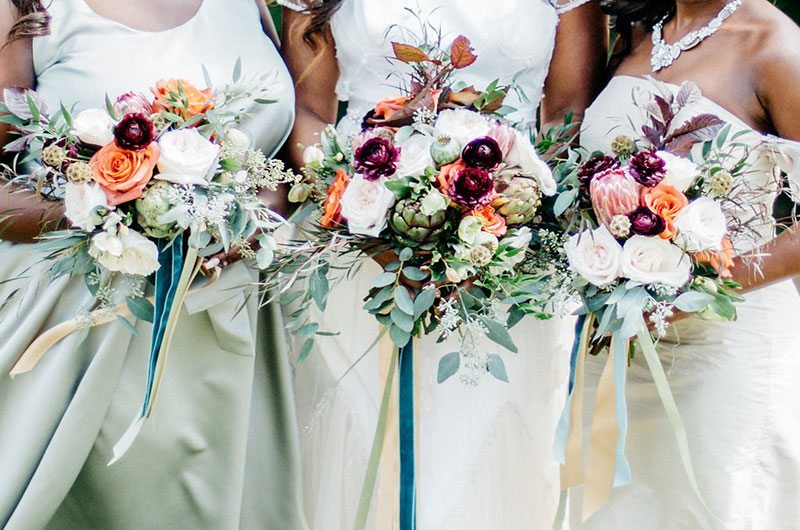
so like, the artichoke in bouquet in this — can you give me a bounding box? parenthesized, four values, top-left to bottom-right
(389, 197, 451, 248)
(492, 175, 542, 225)
(135, 181, 180, 239)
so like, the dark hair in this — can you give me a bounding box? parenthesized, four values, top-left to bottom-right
(601, 0, 675, 58)
(301, 0, 343, 46)
(6, 0, 51, 44)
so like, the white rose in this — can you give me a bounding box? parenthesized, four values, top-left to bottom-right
(420, 189, 449, 216)
(657, 151, 701, 192)
(565, 226, 623, 287)
(621, 236, 692, 288)
(395, 134, 435, 178)
(72, 108, 115, 146)
(458, 216, 484, 245)
(339, 174, 396, 237)
(433, 109, 490, 148)
(503, 227, 532, 265)
(302, 145, 326, 167)
(506, 129, 557, 196)
(673, 197, 727, 252)
(156, 129, 220, 186)
(64, 182, 109, 231)
(89, 226, 160, 276)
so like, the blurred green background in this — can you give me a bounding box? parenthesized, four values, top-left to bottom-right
(776, 1, 800, 21)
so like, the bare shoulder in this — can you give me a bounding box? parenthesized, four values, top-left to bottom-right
(741, 1, 800, 81)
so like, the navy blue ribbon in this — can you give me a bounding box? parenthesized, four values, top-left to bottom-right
(141, 233, 185, 416)
(568, 314, 586, 394)
(399, 341, 416, 530)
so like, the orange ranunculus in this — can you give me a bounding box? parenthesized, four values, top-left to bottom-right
(436, 161, 465, 193)
(151, 79, 214, 122)
(473, 204, 507, 237)
(91, 143, 159, 206)
(642, 184, 689, 239)
(374, 95, 410, 119)
(321, 168, 350, 228)
(695, 238, 735, 278)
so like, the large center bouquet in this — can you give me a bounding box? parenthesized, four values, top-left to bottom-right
(1, 63, 297, 457)
(271, 33, 571, 382)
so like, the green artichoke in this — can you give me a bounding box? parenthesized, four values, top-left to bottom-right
(492, 175, 542, 225)
(136, 181, 179, 239)
(389, 197, 450, 248)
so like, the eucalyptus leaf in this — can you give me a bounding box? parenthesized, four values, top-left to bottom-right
(390, 306, 414, 333)
(126, 297, 155, 323)
(673, 291, 715, 313)
(487, 354, 509, 383)
(297, 338, 314, 363)
(413, 288, 437, 320)
(389, 324, 411, 348)
(480, 317, 518, 353)
(402, 266, 428, 281)
(393, 286, 415, 315)
(437, 352, 460, 384)
(297, 322, 320, 338)
(373, 272, 396, 288)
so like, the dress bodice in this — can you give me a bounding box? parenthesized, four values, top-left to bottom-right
(582, 75, 800, 253)
(32, 0, 294, 156)
(280, 0, 590, 133)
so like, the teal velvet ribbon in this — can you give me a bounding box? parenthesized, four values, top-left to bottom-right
(399, 341, 416, 530)
(141, 233, 185, 417)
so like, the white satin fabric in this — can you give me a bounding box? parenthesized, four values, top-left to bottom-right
(279, 1, 588, 528)
(0, 1, 303, 528)
(574, 75, 800, 529)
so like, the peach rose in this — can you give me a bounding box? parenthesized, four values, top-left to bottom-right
(435, 161, 466, 194)
(472, 204, 507, 237)
(642, 184, 689, 239)
(375, 95, 411, 119)
(321, 168, 351, 228)
(695, 238, 735, 278)
(151, 79, 214, 122)
(91, 143, 160, 206)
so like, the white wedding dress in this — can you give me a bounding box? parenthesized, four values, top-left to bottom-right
(575, 75, 800, 529)
(279, 1, 589, 528)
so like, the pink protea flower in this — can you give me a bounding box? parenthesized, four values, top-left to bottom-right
(590, 168, 641, 228)
(487, 121, 516, 157)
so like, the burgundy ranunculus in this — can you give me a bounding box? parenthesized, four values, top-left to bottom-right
(354, 137, 399, 180)
(114, 113, 155, 151)
(628, 150, 666, 187)
(462, 136, 503, 170)
(448, 167, 495, 208)
(628, 206, 666, 236)
(578, 155, 621, 193)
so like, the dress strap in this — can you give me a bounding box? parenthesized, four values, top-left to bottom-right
(549, 0, 592, 15)
(274, 0, 319, 12)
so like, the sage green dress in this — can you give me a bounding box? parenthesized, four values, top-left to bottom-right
(0, 0, 304, 528)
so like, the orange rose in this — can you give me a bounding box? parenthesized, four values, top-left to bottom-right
(695, 238, 735, 278)
(321, 168, 350, 228)
(375, 95, 411, 119)
(436, 161, 465, 193)
(91, 143, 159, 206)
(642, 184, 689, 239)
(473, 205, 507, 237)
(151, 79, 214, 122)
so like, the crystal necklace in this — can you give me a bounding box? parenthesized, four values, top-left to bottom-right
(650, 0, 743, 72)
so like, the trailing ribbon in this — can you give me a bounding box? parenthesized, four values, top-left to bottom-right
(555, 313, 715, 522)
(398, 341, 416, 530)
(110, 237, 202, 464)
(353, 333, 398, 530)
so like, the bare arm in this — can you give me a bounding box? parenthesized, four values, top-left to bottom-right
(0, 0, 63, 243)
(281, 7, 339, 170)
(731, 28, 800, 293)
(541, 2, 608, 129)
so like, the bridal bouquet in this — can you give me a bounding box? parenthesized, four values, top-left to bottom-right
(271, 34, 570, 380)
(553, 80, 760, 515)
(1, 65, 296, 456)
